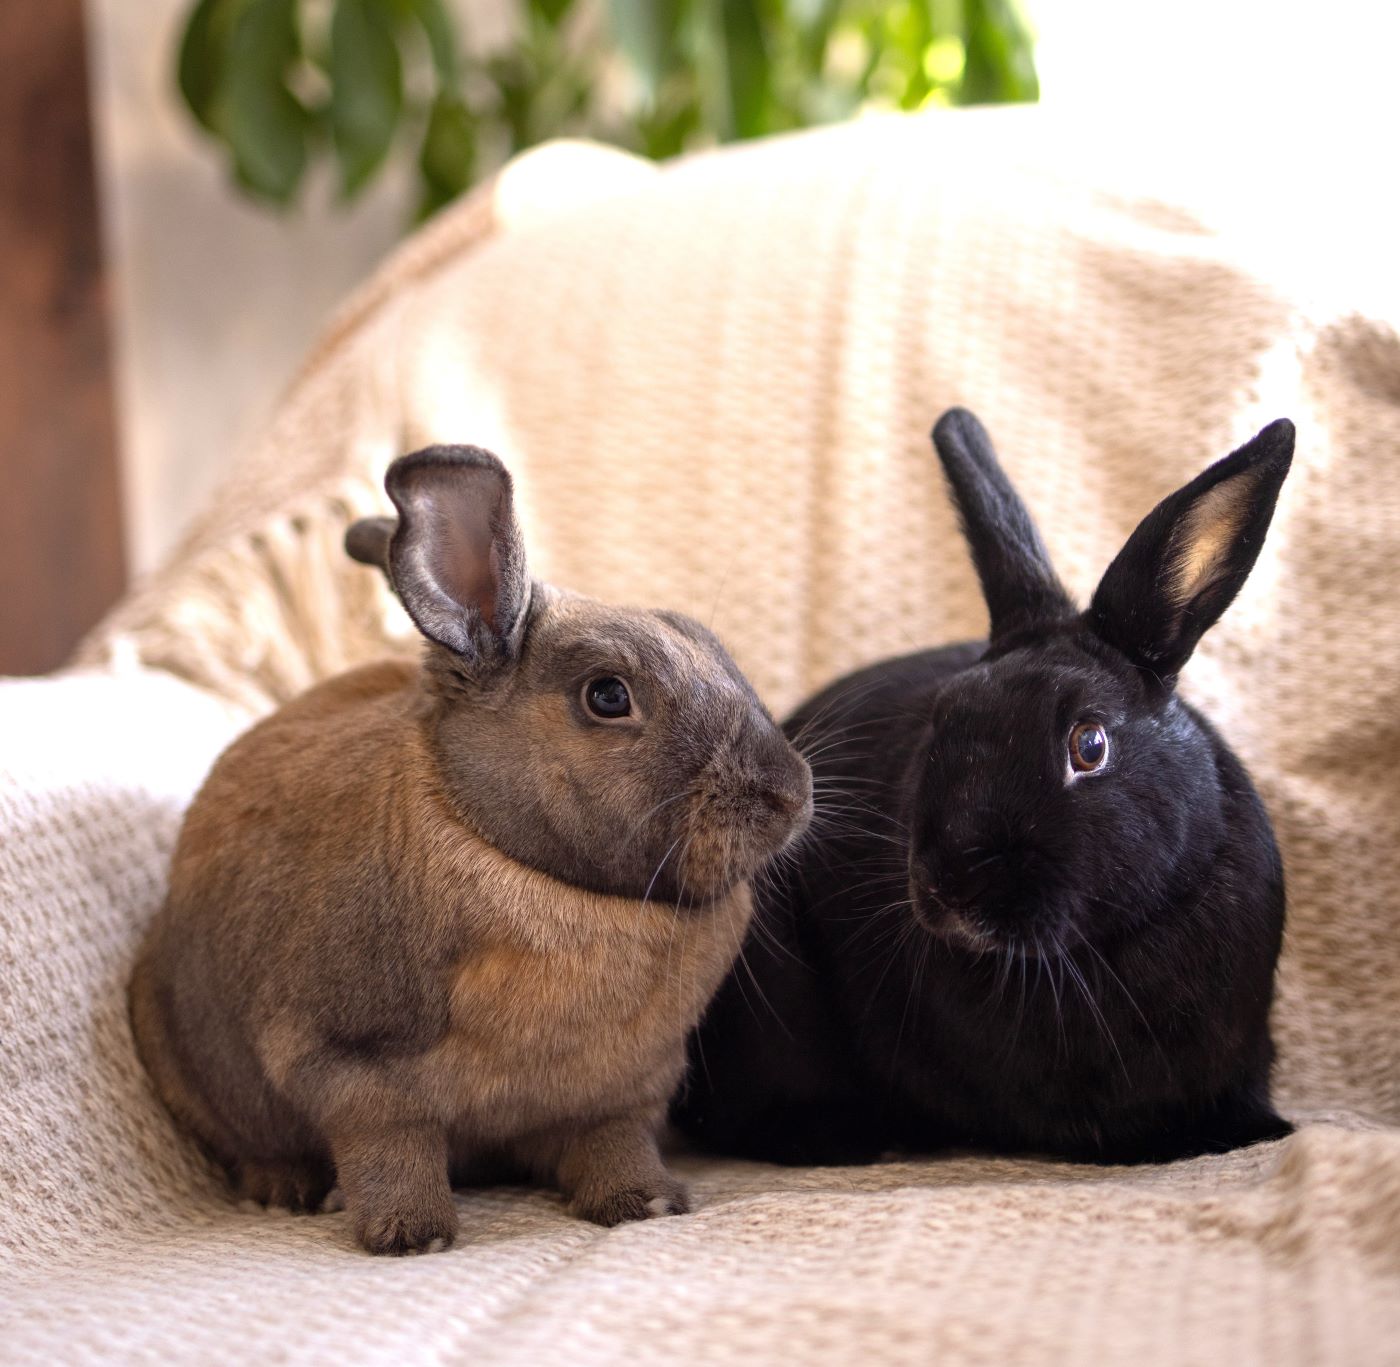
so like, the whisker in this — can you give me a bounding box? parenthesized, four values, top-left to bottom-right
(642, 833, 685, 907)
(617, 791, 692, 850)
(1062, 950, 1129, 1082)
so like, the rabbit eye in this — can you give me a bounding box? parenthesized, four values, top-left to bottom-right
(584, 676, 632, 720)
(1069, 722, 1108, 772)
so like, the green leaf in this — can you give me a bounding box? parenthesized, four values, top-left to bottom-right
(790, 0, 841, 77)
(177, 0, 246, 133)
(419, 94, 475, 196)
(606, 0, 681, 102)
(530, 0, 575, 26)
(175, 0, 1036, 219)
(484, 49, 538, 151)
(961, 0, 1039, 104)
(405, 0, 458, 86)
(635, 98, 699, 160)
(330, 0, 405, 198)
(223, 0, 310, 203)
(416, 91, 476, 220)
(719, 0, 770, 138)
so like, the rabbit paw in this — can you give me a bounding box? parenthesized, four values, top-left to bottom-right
(355, 1198, 458, 1256)
(573, 1177, 690, 1227)
(234, 1159, 333, 1213)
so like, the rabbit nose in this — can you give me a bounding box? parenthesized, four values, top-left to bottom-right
(938, 849, 1008, 907)
(931, 874, 994, 911)
(758, 784, 806, 818)
(929, 883, 972, 910)
(747, 733, 812, 819)
(750, 759, 811, 820)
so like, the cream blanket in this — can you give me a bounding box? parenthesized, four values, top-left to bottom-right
(4, 108, 1400, 1363)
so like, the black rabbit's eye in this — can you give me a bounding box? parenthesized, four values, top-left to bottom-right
(584, 677, 632, 719)
(1069, 722, 1108, 772)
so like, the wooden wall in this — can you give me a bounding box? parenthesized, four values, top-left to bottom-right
(0, 0, 124, 676)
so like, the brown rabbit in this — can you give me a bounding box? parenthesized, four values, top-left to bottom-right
(130, 445, 812, 1255)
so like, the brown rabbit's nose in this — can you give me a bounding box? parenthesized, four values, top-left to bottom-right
(758, 785, 807, 818)
(744, 734, 813, 827)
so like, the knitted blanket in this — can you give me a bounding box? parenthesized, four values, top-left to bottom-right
(4, 108, 1399, 1364)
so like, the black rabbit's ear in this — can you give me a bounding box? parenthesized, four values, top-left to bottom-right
(931, 409, 1074, 640)
(1089, 419, 1294, 683)
(374, 445, 531, 668)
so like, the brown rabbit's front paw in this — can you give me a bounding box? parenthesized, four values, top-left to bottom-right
(234, 1159, 334, 1213)
(573, 1178, 690, 1227)
(355, 1198, 459, 1256)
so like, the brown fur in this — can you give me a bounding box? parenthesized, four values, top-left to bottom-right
(131, 446, 809, 1255)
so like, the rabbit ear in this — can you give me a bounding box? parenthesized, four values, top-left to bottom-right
(931, 409, 1074, 640)
(344, 516, 395, 573)
(1089, 419, 1294, 682)
(378, 445, 531, 668)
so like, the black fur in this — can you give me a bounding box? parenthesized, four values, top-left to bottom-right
(675, 410, 1295, 1166)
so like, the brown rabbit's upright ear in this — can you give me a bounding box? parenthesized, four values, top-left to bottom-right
(932, 408, 1075, 641)
(1089, 419, 1294, 684)
(376, 445, 531, 669)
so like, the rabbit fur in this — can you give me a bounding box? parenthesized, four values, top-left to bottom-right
(131, 445, 812, 1254)
(676, 410, 1295, 1167)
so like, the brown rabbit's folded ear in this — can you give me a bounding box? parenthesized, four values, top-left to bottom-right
(380, 445, 531, 669)
(344, 516, 395, 573)
(1088, 419, 1294, 683)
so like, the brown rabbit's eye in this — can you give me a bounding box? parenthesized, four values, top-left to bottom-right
(1069, 722, 1108, 772)
(584, 676, 632, 719)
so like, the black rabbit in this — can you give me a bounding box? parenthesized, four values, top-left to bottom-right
(675, 409, 1296, 1166)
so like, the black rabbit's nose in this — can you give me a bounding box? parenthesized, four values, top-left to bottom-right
(928, 885, 971, 912)
(935, 871, 995, 910)
(938, 849, 1011, 906)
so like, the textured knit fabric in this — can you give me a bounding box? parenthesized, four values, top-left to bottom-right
(4, 108, 1400, 1364)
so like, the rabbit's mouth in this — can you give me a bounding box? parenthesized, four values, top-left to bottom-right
(915, 886, 998, 951)
(912, 873, 1066, 961)
(676, 777, 814, 901)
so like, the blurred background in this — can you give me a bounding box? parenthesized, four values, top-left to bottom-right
(2, 0, 1397, 674)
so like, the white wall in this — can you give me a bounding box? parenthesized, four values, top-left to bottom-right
(1034, 0, 1399, 125)
(86, 0, 413, 576)
(1032, 0, 1400, 235)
